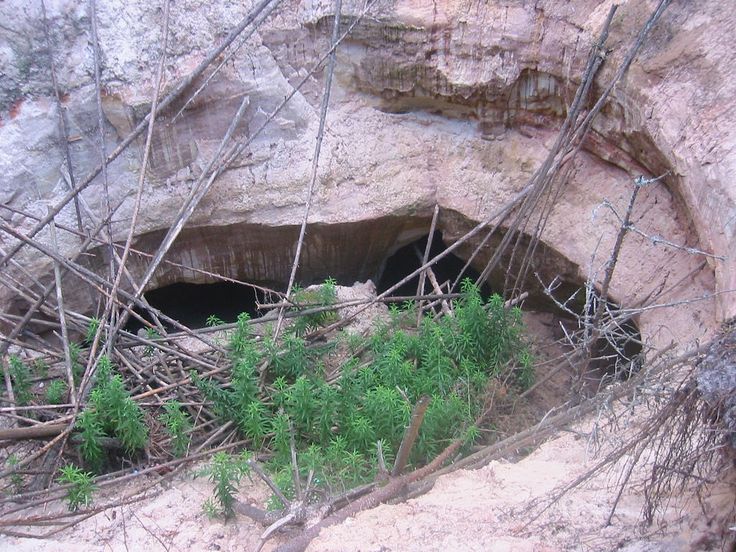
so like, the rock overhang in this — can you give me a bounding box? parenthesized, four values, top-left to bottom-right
(0, 0, 729, 353)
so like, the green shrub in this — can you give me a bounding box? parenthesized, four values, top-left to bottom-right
(160, 401, 192, 457)
(143, 328, 160, 357)
(92, 375, 148, 454)
(206, 314, 224, 327)
(196, 278, 533, 507)
(33, 358, 49, 378)
(5, 454, 23, 494)
(84, 317, 101, 345)
(69, 342, 83, 383)
(75, 356, 148, 470)
(44, 379, 67, 405)
(8, 355, 32, 406)
(77, 409, 105, 472)
(288, 278, 339, 336)
(57, 465, 95, 511)
(203, 451, 251, 519)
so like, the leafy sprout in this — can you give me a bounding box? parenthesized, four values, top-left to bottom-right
(160, 401, 192, 457)
(206, 314, 224, 327)
(44, 379, 67, 405)
(84, 317, 101, 345)
(57, 465, 95, 511)
(8, 355, 32, 406)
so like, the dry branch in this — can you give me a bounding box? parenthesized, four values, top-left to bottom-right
(94, 0, 171, 367)
(41, 0, 84, 235)
(0, 197, 124, 358)
(0, 221, 224, 360)
(0, 201, 285, 303)
(417, 205, 440, 325)
(0, 424, 67, 441)
(275, 0, 343, 338)
(474, 5, 617, 293)
(47, 207, 78, 405)
(392, 395, 430, 476)
(274, 437, 464, 552)
(89, 0, 116, 302)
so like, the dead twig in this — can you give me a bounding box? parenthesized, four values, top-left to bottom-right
(391, 395, 431, 476)
(274, 0, 343, 338)
(417, 205, 440, 326)
(41, 0, 84, 235)
(46, 204, 78, 406)
(274, 437, 464, 552)
(93, 0, 171, 372)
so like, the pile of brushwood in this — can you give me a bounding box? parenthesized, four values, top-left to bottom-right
(0, 278, 533, 540)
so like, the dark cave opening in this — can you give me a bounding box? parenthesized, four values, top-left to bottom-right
(126, 230, 492, 334)
(377, 231, 494, 299)
(125, 281, 268, 333)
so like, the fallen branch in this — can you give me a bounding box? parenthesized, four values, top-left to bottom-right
(274, 437, 463, 552)
(392, 395, 430, 476)
(0, 424, 67, 441)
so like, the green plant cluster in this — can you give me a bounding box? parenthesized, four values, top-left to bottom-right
(76, 356, 149, 471)
(5, 454, 24, 494)
(196, 279, 533, 509)
(33, 358, 49, 378)
(143, 327, 161, 357)
(201, 451, 252, 519)
(3, 314, 96, 411)
(57, 465, 95, 511)
(44, 379, 67, 405)
(4, 349, 82, 408)
(7, 355, 32, 406)
(289, 277, 339, 336)
(84, 317, 101, 345)
(206, 314, 225, 328)
(160, 400, 193, 457)
(69, 341, 84, 383)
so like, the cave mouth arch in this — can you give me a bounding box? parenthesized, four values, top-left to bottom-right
(130, 229, 492, 334)
(124, 223, 642, 382)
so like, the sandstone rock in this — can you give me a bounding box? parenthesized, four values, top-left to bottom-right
(0, 0, 731, 356)
(1, 3, 735, 549)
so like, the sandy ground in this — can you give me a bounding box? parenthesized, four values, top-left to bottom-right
(308, 429, 717, 552)
(0, 468, 285, 552)
(1, 395, 731, 552)
(0, 294, 731, 551)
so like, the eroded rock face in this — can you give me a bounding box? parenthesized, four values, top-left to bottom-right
(0, 0, 731, 351)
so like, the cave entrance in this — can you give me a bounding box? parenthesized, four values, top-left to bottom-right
(126, 281, 268, 333)
(121, 224, 642, 383)
(377, 229, 642, 384)
(377, 230, 493, 299)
